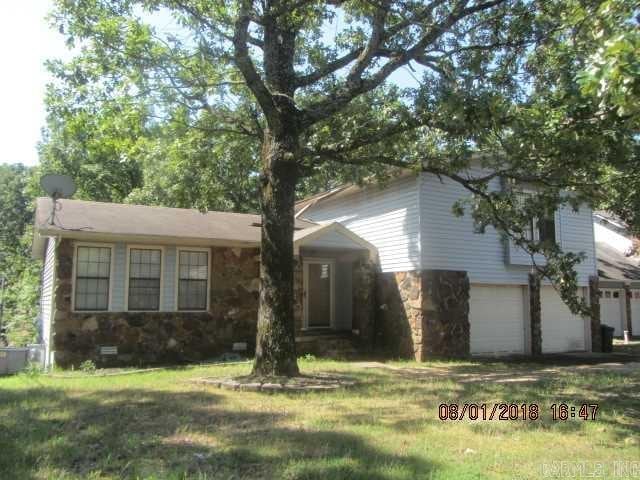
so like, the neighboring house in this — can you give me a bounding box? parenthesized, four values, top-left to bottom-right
(33, 198, 377, 368)
(593, 211, 640, 337)
(297, 171, 599, 358)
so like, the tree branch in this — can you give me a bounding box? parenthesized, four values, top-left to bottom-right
(295, 48, 364, 88)
(232, 0, 278, 122)
(300, 0, 509, 126)
(346, 0, 390, 83)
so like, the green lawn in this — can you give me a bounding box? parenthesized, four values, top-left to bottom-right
(1, 358, 638, 479)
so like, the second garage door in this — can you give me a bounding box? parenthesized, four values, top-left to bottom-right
(600, 288, 624, 336)
(541, 287, 587, 353)
(631, 290, 640, 335)
(470, 285, 525, 354)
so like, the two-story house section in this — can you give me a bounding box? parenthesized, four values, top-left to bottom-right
(297, 171, 598, 358)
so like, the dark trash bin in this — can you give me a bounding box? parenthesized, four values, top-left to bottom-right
(601, 325, 615, 353)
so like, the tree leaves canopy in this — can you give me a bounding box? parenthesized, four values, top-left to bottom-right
(41, 0, 639, 315)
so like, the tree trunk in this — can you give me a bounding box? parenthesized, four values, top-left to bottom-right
(252, 129, 300, 377)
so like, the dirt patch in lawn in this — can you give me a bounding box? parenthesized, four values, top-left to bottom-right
(192, 372, 358, 392)
(355, 361, 640, 385)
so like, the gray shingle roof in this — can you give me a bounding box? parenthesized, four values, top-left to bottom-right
(596, 241, 640, 281)
(35, 197, 316, 245)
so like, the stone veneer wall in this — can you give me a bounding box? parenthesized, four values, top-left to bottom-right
(352, 260, 376, 350)
(376, 269, 469, 360)
(53, 239, 262, 367)
(422, 270, 470, 357)
(376, 271, 424, 359)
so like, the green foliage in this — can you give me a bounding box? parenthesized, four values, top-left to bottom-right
(79, 360, 97, 374)
(0, 165, 40, 346)
(40, 0, 639, 317)
(0, 165, 33, 253)
(300, 353, 317, 362)
(574, 0, 640, 117)
(2, 251, 40, 346)
(21, 361, 43, 378)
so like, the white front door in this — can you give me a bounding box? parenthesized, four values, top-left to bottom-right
(303, 259, 335, 329)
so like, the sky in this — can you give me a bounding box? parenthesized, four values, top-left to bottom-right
(0, 1, 71, 167)
(0, 2, 418, 168)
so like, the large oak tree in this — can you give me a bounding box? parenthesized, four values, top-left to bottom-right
(47, 0, 638, 376)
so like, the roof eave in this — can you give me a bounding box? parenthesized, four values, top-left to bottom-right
(35, 228, 261, 249)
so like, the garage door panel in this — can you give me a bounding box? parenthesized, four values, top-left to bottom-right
(541, 287, 586, 353)
(600, 289, 624, 336)
(470, 285, 525, 354)
(631, 290, 640, 335)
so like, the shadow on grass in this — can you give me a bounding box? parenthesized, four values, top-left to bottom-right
(359, 363, 640, 440)
(0, 384, 436, 480)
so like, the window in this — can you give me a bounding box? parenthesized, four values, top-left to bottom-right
(538, 217, 556, 245)
(613, 291, 620, 299)
(128, 248, 162, 311)
(178, 250, 209, 310)
(75, 246, 111, 311)
(514, 190, 556, 245)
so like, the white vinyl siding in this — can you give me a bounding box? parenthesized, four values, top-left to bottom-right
(302, 176, 421, 272)
(40, 237, 56, 366)
(469, 285, 526, 354)
(163, 246, 177, 311)
(304, 171, 597, 286)
(111, 243, 127, 311)
(419, 172, 597, 286)
(420, 171, 531, 284)
(556, 204, 598, 286)
(541, 287, 588, 353)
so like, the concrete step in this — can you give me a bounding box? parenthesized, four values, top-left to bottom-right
(296, 332, 361, 359)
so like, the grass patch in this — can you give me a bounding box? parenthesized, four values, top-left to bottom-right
(0, 358, 638, 479)
(614, 338, 640, 356)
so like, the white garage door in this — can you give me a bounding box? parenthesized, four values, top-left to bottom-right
(541, 287, 587, 353)
(470, 285, 525, 354)
(600, 288, 624, 336)
(631, 290, 640, 335)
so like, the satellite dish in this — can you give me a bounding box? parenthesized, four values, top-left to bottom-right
(40, 174, 76, 225)
(40, 174, 76, 199)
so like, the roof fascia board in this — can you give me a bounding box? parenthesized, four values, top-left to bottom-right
(36, 229, 260, 249)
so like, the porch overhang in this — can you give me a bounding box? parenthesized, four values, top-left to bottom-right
(293, 222, 377, 260)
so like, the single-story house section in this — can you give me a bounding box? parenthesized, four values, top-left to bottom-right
(594, 211, 640, 337)
(33, 198, 377, 368)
